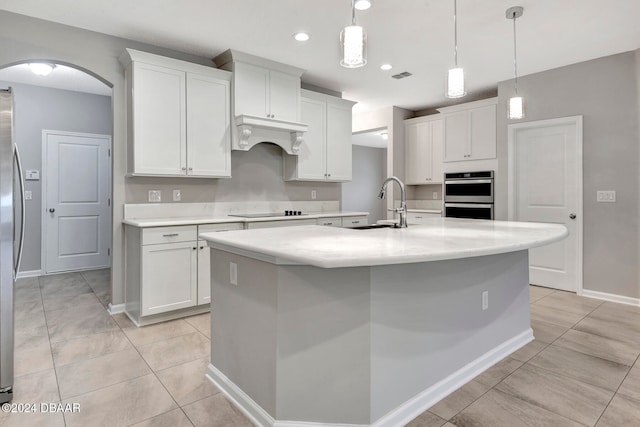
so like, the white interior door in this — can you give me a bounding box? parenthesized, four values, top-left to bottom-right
(508, 117, 582, 292)
(44, 131, 111, 273)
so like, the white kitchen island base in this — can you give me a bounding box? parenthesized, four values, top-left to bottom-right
(205, 248, 533, 427)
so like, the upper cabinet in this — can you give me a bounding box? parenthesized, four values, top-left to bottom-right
(284, 89, 356, 182)
(438, 98, 497, 163)
(120, 49, 231, 177)
(405, 115, 444, 184)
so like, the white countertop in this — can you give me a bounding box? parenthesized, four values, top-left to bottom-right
(200, 218, 568, 268)
(122, 211, 369, 228)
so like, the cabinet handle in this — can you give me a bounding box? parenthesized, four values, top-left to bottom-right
(352, 221, 360, 224)
(193, 247, 197, 250)
(181, 167, 186, 171)
(200, 246, 205, 250)
(188, 167, 193, 171)
(162, 233, 179, 237)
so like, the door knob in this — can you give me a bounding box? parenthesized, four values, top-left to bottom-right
(49, 208, 55, 213)
(569, 213, 576, 219)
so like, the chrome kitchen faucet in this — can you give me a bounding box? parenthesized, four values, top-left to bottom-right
(378, 176, 408, 228)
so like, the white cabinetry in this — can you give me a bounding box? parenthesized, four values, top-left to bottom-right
(438, 98, 497, 163)
(120, 49, 231, 177)
(284, 90, 356, 182)
(405, 116, 444, 184)
(407, 212, 441, 224)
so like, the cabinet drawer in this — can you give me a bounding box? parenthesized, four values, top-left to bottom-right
(316, 217, 342, 227)
(342, 216, 368, 228)
(246, 219, 317, 229)
(407, 212, 441, 224)
(142, 225, 197, 245)
(198, 222, 244, 234)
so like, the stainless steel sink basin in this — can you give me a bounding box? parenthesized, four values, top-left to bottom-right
(350, 223, 397, 230)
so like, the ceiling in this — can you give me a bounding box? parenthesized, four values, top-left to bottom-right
(353, 129, 388, 148)
(1, 0, 639, 113)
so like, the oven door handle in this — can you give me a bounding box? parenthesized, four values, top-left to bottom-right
(444, 179, 493, 185)
(445, 203, 494, 209)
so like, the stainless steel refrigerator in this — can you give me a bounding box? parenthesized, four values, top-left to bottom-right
(0, 87, 26, 404)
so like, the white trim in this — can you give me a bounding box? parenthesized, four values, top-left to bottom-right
(16, 269, 42, 279)
(507, 116, 583, 294)
(107, 303, 126, 314)
(581, 289, 640, 307)
(206, 329, 533, 427)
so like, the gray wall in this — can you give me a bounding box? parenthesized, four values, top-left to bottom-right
(0, 81, 112, 272)
(496, 50, 640, 299)
(341, 145, 387, 223)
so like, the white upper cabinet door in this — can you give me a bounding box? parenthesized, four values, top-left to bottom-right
(405, 122, 429, 184)
(443, 111, 469, 162)
(430, 119, 444, 182)
(233, 62, 269, 118)
(268, 70, 300, 122)
(325, 102, 353, 181)
(133, 62, 186, 175)
(295, 97, 327, 180)
(186, 73, 231, 177)
(468, 104, 497, 160)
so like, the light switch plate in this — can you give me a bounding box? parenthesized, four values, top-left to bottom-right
(230, 262, 238, 285)
(597, 191, 616, 202)
(173, 189, 181, 202)
(148, 190, 161, 202)
(311, 190, 317, 200)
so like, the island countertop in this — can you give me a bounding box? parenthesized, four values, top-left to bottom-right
(200, 217, 568, 268)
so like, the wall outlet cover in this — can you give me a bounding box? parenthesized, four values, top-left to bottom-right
(148, 190, 161, 203)
(173, 189, 181, 202)
(311, 190, 317, 200)
(596, 190, 616, 202)
(230, 262, 238, 285)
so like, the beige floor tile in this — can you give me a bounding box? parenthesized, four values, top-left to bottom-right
(40, 277, 91, 299)
(46, 303, 120, 343)
(81, 268, 110, 282)
(405, 410, 447, 427)
(574, 315, 640, 347)
(0, 410, 65, 427)
(429, 380, 490, 420)
(496, 364, 612, 426)
(473, 357, 523, 388)
(51, 330, 132, 367)
(138, 332, 210, 371)
(14, 333, 54, 377)
(554, 329, 640, 366)
(534, 290, 603, 316)
(156, 357, 218, 406)
(589, 304, 640, 329)
(39, 272, 86, 287)
(111, 312, 136, 329)
(530, 304, 586, 328)
(15, 276, 40, 288)
(600, 301, 640, 315)
(529, 286, 554, 303)
(450, 388, 584, 427)
(9, 369, 60, 405)
(124, 319, 198, 347)
(62, 374, 177, 427)
(182, 393, 253, 427)
(45, 301, 110, 326)
(14, 312, 48, 338)
(56, 347, 151, 399)
(42, 292, 100, 312)
(530, 319, 568, 344)
(184, 313, 211, 338)
(595, 393, 640, 426)
(618, 364, 640, 401)
(14, 286, 43, 303)
(509, 339, 548, 362)
(14, 299, 44, 320)
(528, 344, 630, 391)
(131, 408, 194, 427)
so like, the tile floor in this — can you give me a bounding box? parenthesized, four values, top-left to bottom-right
(5, 271, 640, 426)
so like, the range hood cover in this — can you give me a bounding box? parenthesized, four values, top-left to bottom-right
(232, 114, 308, 155)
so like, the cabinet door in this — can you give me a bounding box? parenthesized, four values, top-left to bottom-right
(133, 62, 186, 175)
(325, 103, 353, 181)
(233, 62, 269, 118)
(469, 104, 497, 160)
(197, 240, 210, 305)
(405, 122, 431, 184)
(430, 119, 444, 183)
(295, 97, 327, 180)
(268, 70, 300, 122)
(443, 111, 469, 162)
(186, 73, 231, 177)
(141, 241, 197, 316)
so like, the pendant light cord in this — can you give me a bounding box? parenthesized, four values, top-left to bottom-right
(512, 12, 518, 94)
(453, 0, 458, 67)
(351, 0, 356, 25)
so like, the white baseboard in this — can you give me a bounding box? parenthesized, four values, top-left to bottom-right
(581, 289, 640, 307)
(206, 329, 533, 427)
(16, 270, 42, 279)
(107, 303, 126, 314)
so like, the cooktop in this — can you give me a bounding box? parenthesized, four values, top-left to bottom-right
(228, 211, 308, 218)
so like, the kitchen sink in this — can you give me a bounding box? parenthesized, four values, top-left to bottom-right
(350, 223, 397, 230)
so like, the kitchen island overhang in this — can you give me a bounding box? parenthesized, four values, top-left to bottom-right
(200, 219, 568, 427)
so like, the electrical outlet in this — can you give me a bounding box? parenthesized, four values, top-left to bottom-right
(597, 190, 616, 202)
(482, 291, 489, 311)
(148, 190, 161, 202)
(229, 262, 238, 285)
(173, 189, 181, 202)
(24, 190, 32, 200)
(432, 191, 438, 199)
(311, 190, 317, 200)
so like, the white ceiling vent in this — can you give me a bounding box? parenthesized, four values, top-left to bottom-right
(391, 71, 412, 80)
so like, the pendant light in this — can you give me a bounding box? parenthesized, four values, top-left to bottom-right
(446, 0, 466, 98)
(506, 6, 524, 119)
(28, 63, 55, 76)
(340, 0, 367, 68)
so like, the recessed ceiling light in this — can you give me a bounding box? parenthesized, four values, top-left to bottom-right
(380, 132, 389, 140)
(380, 64, 393, 71)
(293, 32, 310, 42)
(355, 0, 373, 10)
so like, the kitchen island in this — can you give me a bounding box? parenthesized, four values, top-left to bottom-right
(200, 218, 567, 427)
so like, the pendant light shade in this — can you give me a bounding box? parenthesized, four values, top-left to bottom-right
(446, 0, 466, 98)
(507, 6, 524, 120)
(340, 1, 367, 68)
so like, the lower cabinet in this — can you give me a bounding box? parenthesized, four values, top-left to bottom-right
(317, 216, 368, 228)
(407, 212, 442, 224)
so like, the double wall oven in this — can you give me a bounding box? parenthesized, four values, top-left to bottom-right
(444, 171, 494, 220)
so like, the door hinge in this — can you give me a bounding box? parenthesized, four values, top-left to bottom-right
(108, 248, 110, 256)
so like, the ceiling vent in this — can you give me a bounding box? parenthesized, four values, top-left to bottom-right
(392, 71, 412, 79)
